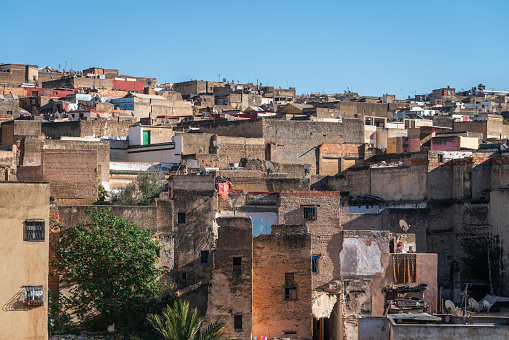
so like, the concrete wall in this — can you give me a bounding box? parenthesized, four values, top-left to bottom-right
(0, 181, 50, 340)
(253, 225, 313, 340)
(390, 322, 509, 340)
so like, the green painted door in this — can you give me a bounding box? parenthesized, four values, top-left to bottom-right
(143, 130, 151, 145)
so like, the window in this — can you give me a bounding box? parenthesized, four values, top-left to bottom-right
(233, 314, 243, 331)
(181, 272, 187, 280)
(285, 287, 298, 300)
(312, 255, 321, 274)
(438, 154, 444, 163)
(177, 213, 186, 224)
(233, 256, 242, 273)
(24, 285, 44, 306)
(6, 110, 12, 116)
(302, 205, 317, 220)
(24, 220, 45, 241)
(201, 251, 209, 265)
(284, 273, 298, 300)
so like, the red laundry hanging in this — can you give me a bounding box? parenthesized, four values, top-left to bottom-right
(217, 182, 231, 200)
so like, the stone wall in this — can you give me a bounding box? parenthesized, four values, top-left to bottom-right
(253, 225, 313, 340)
(206, 217, 253, 340)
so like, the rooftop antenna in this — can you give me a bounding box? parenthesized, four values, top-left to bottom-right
(445, 300, 455, 314)
(265, 161, 275, 173)
(399, 219, 410, 232)
(199, 165, 207, 176)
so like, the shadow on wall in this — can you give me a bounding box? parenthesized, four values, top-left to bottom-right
(2, 287, 32, 312)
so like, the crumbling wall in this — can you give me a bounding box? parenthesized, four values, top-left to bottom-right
(253, 225, 313, 340)
(206, 217, 253, 340)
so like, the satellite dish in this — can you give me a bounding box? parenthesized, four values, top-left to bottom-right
(212, 140, 220, 149)
(265, 161, 275, 173)
(469, 298, 480, 312)
(445, 300, 455, 314)
(483, 300, 491, 312)
(399, 219, 410, 232)
(199, 165, 207, 175)
(199, 146, 204, 153)
(304, 164, 310, 175)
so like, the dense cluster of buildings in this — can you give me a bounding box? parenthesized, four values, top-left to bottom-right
(2, 62, 509, 339)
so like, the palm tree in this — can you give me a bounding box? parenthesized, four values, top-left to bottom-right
(146, 299, 235, 340)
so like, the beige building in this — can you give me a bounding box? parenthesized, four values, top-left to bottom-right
(0, 181, 50, 340)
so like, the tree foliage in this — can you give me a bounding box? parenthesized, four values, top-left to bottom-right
(111, 172, 165, 205)
(146, 299, 234, 340)
(53, 208, 165, 327)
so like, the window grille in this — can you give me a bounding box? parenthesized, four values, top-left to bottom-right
(24, 285, 44, 306)
(302, 206, 317, 220)
(24, 220, 45, 241)
(233, 256, 242, 273)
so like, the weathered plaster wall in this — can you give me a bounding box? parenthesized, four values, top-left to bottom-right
(253, 225, 313, 340)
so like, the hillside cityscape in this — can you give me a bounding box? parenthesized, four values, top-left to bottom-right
(2, 61, 509, 340)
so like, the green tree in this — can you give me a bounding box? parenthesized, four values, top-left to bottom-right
(146, 299, 234, 340)
(111, 172, 165, 205)
(53, 208, 165, 327)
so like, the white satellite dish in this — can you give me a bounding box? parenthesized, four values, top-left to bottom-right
(445, 300, 455, 314)
(199, 165, 207, 175)
(469, 298, 480, 312)
(212, 140, 220, 149)
(483, 300, 491, 312)
(199, 146, 204, 153)
(265, 161, 275, 173)
(304, 164, 310, 175)
(399, 219, 410, 232)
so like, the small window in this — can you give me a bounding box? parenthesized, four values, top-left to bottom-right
(233, 256, 242, 273)
(24, 220, 45, 241)
(181, 272, 187, 280)
(285, 273, 296, 286)
(6, 110, 12, 116)
(438, 154, 444, 163)
(302, 206, 317, 220)
(233, 314, 243, 331)
(178, 213, 186, 224)
(201, 251, 209, 265)
(24, 285, 44, 306)
(312, 255, 320, 274)
(285, 287, 298, 301)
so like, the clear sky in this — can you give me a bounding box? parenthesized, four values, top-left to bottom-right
(1, 0, 508, 97)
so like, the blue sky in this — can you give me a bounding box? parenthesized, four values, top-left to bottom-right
(1, 0, 507, 97)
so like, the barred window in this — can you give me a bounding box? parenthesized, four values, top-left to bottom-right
(302, 205, 317, 220)
(24, 285, 44, 306)
(24, 220, 45, 242)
